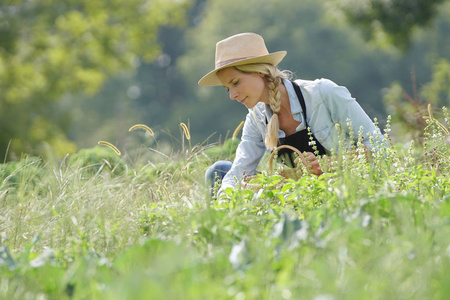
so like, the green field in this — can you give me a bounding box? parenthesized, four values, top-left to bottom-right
(1, 115, 450, 300)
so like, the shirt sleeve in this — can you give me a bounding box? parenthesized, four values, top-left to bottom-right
(219, 110, 266, 192)
(318, 79, 386, 151)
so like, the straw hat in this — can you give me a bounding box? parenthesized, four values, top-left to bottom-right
(198, 32, 287, 86)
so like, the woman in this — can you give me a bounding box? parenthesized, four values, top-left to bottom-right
(199, 32, 385, 196)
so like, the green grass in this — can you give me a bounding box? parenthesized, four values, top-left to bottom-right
(1, 115, 450, 300)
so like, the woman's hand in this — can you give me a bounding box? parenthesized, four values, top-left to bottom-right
(303, 152, 323, 176)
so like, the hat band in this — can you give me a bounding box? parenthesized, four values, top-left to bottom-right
(215, 55, 258, 68)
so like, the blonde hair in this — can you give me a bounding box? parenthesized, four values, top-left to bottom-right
(235, 63, 291, 150)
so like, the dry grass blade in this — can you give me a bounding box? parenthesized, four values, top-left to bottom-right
(423, 104, 450, 135)
(232, 121, 245, 140)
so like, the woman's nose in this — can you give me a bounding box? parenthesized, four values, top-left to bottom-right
(229, 88, 238, 100)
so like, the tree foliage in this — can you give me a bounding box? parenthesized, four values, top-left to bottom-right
(1, 0, 448, 158)
(0, 0, 189, 159)
(332, 0, 447, 50)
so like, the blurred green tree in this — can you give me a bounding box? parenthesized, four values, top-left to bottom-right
(0, 0, 189, 160)
(375, 1, 450, 142)
(58, 0, 448, 151)
(330, 0, 447, 50)
(383, 58, 450, 142)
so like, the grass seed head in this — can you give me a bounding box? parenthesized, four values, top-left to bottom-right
(128, 124, 155, 136)
(180, 122, 191, 140)
(98, 141, 121, 155)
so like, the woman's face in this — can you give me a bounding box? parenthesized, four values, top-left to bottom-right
(217, 67, 268, 109)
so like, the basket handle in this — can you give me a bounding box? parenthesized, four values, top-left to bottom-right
(269, 145, 309, 175)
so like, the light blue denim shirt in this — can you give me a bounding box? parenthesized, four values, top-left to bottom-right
(220, 78, 384, 191)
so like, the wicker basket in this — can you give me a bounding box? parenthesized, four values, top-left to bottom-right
(241, 145, 309, 190)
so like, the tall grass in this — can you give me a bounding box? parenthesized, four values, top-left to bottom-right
(0, 110, 449, 299)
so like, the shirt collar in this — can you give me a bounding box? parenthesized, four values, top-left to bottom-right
(284, 79, 302, 114)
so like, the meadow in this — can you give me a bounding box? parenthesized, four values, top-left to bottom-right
(1, 110, 450, 300)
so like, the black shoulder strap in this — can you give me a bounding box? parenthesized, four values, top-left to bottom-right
(290, 80, 308, 127)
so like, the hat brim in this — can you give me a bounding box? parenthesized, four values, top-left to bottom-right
(198, 51, 287, 86)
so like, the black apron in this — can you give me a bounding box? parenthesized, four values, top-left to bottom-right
(275, 81, 327, 167)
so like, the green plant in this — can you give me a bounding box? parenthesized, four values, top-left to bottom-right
(1, 108, 450, 299)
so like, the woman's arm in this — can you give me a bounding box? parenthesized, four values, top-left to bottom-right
(219, 110, 267, 193)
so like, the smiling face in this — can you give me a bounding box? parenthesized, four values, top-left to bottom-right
(217, 67, 268, 109)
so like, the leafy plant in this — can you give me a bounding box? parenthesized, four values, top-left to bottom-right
(1, 107, 450, 299)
